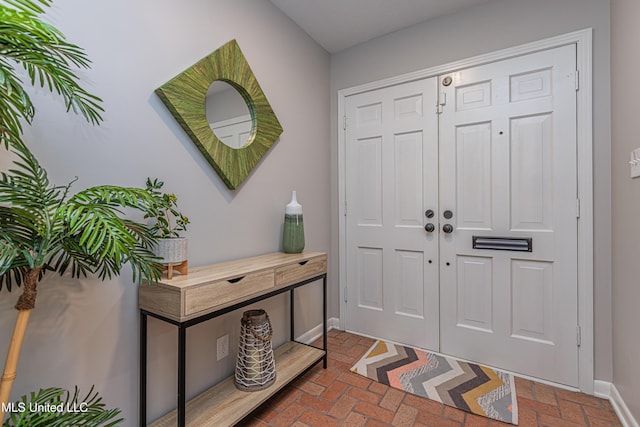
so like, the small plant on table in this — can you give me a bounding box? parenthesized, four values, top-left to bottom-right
(144, 178, 190, 279)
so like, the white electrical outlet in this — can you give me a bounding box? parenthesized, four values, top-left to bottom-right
(216, 334, 229, 361)
(630, 148, 640, 179)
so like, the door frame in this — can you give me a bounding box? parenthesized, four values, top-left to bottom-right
(337, 28, 594, 393)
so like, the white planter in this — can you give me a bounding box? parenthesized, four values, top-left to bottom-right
(153, 237, 188, 264)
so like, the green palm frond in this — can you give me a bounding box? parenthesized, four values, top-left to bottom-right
(0, 201, 38, 292)
(0, 143, 54, 204)
(1, 0, 50, 15)
(0, 143, 62, 282)
(0, 0, 103, 149)
(0, 143, 166, 291)
(63, 185, 163, 254)
(0, 239, 19, 276)
(3, 385, 123, 427)
(0, 144, 61, 245)
(121, 245, 163, 284)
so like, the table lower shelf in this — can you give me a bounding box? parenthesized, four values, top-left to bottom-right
(148, 341, 326, 427)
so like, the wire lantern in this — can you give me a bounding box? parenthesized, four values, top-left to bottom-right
(234, 309, 276, 391)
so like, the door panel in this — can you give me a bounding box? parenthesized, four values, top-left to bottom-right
(456, 122, 492, 228)
(456, 255, 493, 332)
(395, 250, 425, 318)
(355, 137, 383, 226)
(439, 44, 578, 386)
(510, 114, 554, 230)
(394, 132, 424, 227)
(345, 78, 439, 351)
(510, 259, 554, 344)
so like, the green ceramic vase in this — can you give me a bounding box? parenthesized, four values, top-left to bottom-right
(283, 191, 305, 253)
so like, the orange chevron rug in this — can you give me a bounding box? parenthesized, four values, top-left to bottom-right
(351, 340, 518, 425)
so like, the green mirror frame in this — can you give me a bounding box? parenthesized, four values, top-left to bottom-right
(155, 40, 283, 190)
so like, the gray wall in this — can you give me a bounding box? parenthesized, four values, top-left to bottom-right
(0, 0, 330, 423)
(611, 0, 640, 419)
(330, 0, 612, 382)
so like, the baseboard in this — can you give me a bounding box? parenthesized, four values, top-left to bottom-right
(609, 383, 640, 427)
(594, 380, 611, 399)
(296, 317, 340, 345)
(328, 317, 340, 330)
(594, 381, 638, 427)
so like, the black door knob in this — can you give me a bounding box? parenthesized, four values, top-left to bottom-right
(425, 209, 435, 218)
(424, 223, 435, 232)
(443, 224, 454, 233)
(444, 210, 453, 219)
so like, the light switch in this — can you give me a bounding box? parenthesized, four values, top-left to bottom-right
(630, 148, 640, 179)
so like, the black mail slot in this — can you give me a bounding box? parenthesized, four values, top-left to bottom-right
(472, 236, 532, 252)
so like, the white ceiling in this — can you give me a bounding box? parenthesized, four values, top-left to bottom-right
(269, 0, 492, 53)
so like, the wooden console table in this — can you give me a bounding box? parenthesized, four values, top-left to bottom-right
(139, 252, 327, 427)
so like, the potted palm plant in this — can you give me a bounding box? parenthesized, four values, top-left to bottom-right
(144, 178, 190, 279)
(0, 143, 166, 423)
(0, 0, 164, 424)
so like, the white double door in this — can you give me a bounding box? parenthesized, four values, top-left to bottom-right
(344, 45, 579, 386)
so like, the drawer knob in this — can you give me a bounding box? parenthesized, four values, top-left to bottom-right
(298, 261, 309, 266)
(228, 276, 246, 284)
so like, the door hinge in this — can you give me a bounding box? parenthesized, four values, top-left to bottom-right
(343, 115, 347, 130)
(575, 70, 580, 91)
(576, 198, 581, 218)
(344, 286, 348, 302)
(437, 92, 446, 114)
(576, 325, 582, 347)
(344, 200, 348, 216)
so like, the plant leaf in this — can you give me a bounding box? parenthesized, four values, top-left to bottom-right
(3, 385, 123, 427)
(0, 0, 103, 149)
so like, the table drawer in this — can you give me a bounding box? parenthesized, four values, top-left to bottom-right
(185, 269, 275, 316)
(275, 255, 327, 287)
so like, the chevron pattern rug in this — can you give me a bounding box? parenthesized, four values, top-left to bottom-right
(351, 340, 518, 425)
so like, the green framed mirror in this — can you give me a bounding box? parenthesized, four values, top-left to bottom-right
(156, 40, 283, 190)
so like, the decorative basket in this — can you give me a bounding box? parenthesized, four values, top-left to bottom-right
(234, 309, 276, 391)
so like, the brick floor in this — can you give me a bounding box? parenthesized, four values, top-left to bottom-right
(242, 330, 621, 427)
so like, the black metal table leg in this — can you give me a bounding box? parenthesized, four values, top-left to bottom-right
(323, 274, 327, 368)
(290, 288, 295, 341)
(178, 325, 187, 427)
(140, 312, 147, 427)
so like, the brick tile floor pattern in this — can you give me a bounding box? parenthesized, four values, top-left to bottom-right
(242, 330, 621, 427)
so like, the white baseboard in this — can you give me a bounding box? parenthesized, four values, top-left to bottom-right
(594, 380, 611, 399)
(594, 381, 639, 427)
(295, 317, 340, 345)
(328, 317, 340, 330)
(610, 383, 639, 427)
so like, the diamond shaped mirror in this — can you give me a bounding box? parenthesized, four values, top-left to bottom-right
(156, 40, 283, 190)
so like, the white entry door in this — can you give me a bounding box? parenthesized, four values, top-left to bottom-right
(344, 78, 440, 351)
(210, 114, 252, 148)
(344, 44, 579, 386)
(439, 45, 578, 386)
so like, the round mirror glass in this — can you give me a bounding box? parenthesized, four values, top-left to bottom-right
(206, 81, 253, 148)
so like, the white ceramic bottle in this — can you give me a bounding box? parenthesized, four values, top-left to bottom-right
(283, 191, 304, 253)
